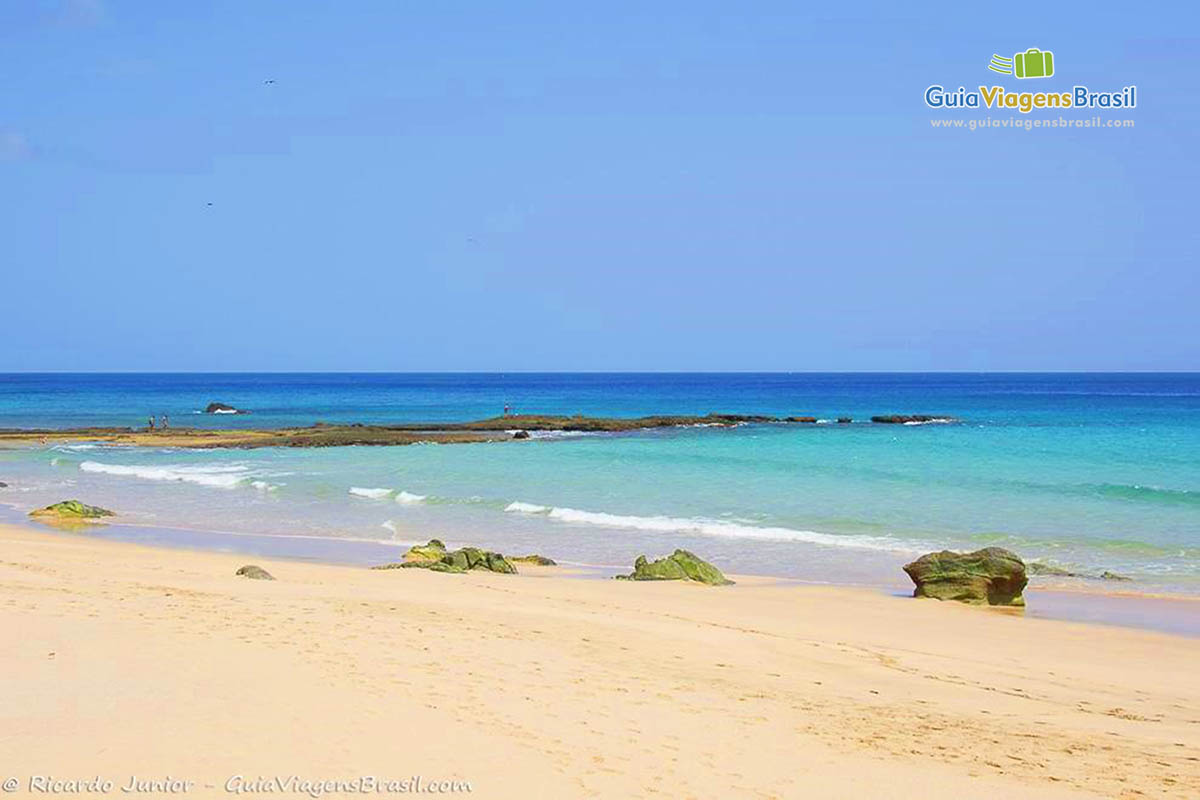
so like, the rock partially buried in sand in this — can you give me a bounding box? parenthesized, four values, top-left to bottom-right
(903, 547, 1027, 606)
(511, 554, 556, 566)
(616, 549, 733, 585)
(235, 565, 275, 581)
(204, 402, 249, 414)
(30, 500, 115, 520)
(375, 543, 517, 575)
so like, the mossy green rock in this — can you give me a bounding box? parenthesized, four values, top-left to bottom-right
(617, 549, 733, 585)
(903, 547, 1027, 606)
(377, 545, 516, 575)
(30, 500, 115, 520)
(403, 539, 448, 563)
(510, 554, 556, 566)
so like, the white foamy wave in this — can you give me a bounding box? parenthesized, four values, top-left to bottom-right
(395, 491, 426, 504)
(349, 487, 392, 499)
(211, 408, 239, 415)
(510, 503, 909, 552)
(249, 480, 278, 492)
(80, 460, 252, 489)
(903, 418, 953, 426)
(505, 501, 550, 514)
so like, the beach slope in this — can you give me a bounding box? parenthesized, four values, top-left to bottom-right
(0, 523, 1196, 798)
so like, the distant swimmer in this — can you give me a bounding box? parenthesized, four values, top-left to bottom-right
(264, 79, 276, 84)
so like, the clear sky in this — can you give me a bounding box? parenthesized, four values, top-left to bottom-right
(3, 1, 1196, 371)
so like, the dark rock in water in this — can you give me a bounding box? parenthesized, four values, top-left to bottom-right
(30, 500, 115, 520)
(837, 417, 852, 424)
(1100, 570, 1132, 581)
(510, 554, 556, 566)
(785, 416, 817, 423)
(616, 549, 733, 585)
(512, 430, 531, 439)
(903, 547, 1027, 606)
(871, 415, 954, 424)
(0, 481, 7, 488)
(377, 542, 516, 575)
(235, 565, 275, 581)
(204, 402, 248, 414)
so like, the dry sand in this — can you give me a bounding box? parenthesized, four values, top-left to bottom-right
(1, 522, 1197, 799)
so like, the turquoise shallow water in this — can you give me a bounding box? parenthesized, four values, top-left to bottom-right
(1, 373, 1198, 592)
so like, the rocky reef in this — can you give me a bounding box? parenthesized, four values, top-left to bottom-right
(903, 547, 1027, 606)
(616, 549, 733, 585)
(235, 565, 275, 581)
(374, 540, 517, 575)
(29, 500, 115, 521)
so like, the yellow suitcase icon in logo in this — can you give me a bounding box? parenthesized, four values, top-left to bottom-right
(1014, 48, 1054, 79)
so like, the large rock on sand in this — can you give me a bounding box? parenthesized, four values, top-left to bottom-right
(374, 541, 517, 575)
(903, 547, 1027, 606)
(30, 500, 115, 520)
(402, 539, 448, 563)
(617, 549, 733, 585)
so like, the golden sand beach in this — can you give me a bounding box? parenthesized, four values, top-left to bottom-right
(1, 522, 1197, 799)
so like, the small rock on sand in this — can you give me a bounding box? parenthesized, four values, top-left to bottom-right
(236, 565, 275, 581)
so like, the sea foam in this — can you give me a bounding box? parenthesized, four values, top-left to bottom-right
(504, 501, 909, 551)
(79, 460, 256, 489)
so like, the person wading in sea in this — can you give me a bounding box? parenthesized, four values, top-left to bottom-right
(147, 417, 155, 431)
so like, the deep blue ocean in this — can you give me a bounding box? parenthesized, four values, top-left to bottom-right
(1, 372, 1198, 593)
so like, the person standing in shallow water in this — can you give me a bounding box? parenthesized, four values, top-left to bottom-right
(161, 414, 169, 429)
(147, 417, 155, 431)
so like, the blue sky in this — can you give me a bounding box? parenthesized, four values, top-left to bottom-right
(3, 1, 1196, 371)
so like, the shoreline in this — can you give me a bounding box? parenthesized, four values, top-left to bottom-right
(1, 520, 1196, 798)
(9, 505, 1200, 637)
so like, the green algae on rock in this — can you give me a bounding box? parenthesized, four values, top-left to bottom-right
(375, 544, 517, 575)
(510, 554, 557, 566)
(29, 500, 116, 520)
(616, 549, 733, 585)
(403, 539, 448, 563)
(903, 547, 1027, 606)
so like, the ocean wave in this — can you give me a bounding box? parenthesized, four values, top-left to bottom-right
(505, 501, 550, 514)
(349, 487, 392, 499)
(505, 501, 909, 551)
(349, 487, 428, 504)
(78, 460, 275, 490)
(1089, 483, 1200, 507)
